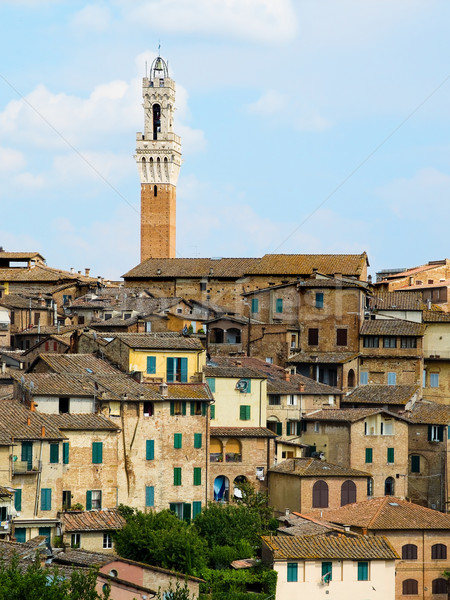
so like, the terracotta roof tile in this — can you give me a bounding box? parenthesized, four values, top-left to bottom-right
(33, 353, 119, 374)
(370, 291, 425, 311)
(302, 408, 406, 422)
(360, 319, 425, 336)
(44, 413, 120, 431)
(62, 509, 126, 532)
(343, 384, 419, 406)
(403, 400, 450, 425)
(423, 310, 450, 322)
(110, 332, 204, 350)
(246, 253, 368, 277)
(262, 532, 398, 560)
(0, 252, 45, 261)
(0, 399, 65, 441)
(123, 258, 259, 279)
(146, 382, 213, 400)
(210, 427, 277, 438)
(203, 366, 266, 379)
(269, 457, 371, 477)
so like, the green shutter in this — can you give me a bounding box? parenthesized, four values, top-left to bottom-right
(63, 442, 69, 465)
(411, 455, 420, 473)
(182, 401, 187, 415)
(194, 433, 202, 449)
(169, 503, 177, 514)
(438, 426, 444, 442)
(174, 467, 182, 486)
(193, 467, 201, 486)
(183, 503, 191, 523)
(287, 563, 298, 582)
(146, 356, 156, 374)
(210, 405, 215, 420)
(170, 401, 175, 416)
(14, 489, 22, 512)
(251, 298, 258, 313)
(14, 528, 26, 543)
(239, 405, 251, 420)
(21, 442, 32, 471)
(174, 433, 182, 449)
(180, 358, 188, 383)
(365, 448, 373, 464)
(387, 447, 394, 463)
(243, 378, 251, 393)
(357, 561, 368, 581)
(276, 422, 282, 436)
(206, 377, 215, 392)
(192, 501, 201, 519)
(50, 443, 59, 464)
(92, 442, 103, 464)
(276, 298, 283, 313)
(167, 358, 174, 382)
(145, 486, 154, 507)
(190, 402, 195, 415)
(86, 490, 92, 511)
(322, 562, 332, 582)
(201, 402, 207, 416)
(286, 422, 291, 435)
(146, 439, 155, 460)
(41, 488, 51, 511)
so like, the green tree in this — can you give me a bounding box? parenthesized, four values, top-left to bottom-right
(156, 579, 196, 600)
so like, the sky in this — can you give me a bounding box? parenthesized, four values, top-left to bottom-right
(0, 0, 450, 280)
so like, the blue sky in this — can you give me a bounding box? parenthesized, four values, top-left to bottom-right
(0, 0, 449, 280)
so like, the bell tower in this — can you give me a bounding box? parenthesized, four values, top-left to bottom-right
(135, 56, 181, 261)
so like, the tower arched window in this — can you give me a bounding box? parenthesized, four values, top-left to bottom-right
(312, 480, 328, 508)
(340, 480, 356, 506)
(384, 476, 395, 496)
(154, 185, 157, 197)
(152, 103, 161, 140)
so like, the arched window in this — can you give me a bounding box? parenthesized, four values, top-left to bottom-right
(432, 543, 447, 559)
(210, 438, 223, 462)
(210, 328, 224, 343)
(347, 369, 355, 388)
(367, 477, 374, 497)
(402, 579, 418, 595)
(432, 579, 447, 594)
(225, 328, 241, 344)
(154, 185, 157, 197)
(340, 480, 356, 506)
(233, 475, 247, 499)
(152, 103, 161, 139)
(312, 480, 329, 508)
(142, 157, 147, 182)
(384, 476, 395, 496)
(402, 544, 418, 560)
(214, 475, 229, 502)
(225, 439, 242, 463)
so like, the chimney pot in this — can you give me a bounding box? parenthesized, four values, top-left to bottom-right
(85, 268, 90, 277)
(41, 425, 45, 437)
(159, 382, 169, 397)
(299, 383, 305, 393)
(27, 417, 31, 426)
(284, 371, 290, 382)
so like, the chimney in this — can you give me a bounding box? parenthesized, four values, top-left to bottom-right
(284, 371, 291, 382)
(27, 417, 31, 426)
(159, 382, 169, 397)
(409, 276, 413, 285)
(1, 363, 5, 374)
(30, 401, 36, 412)
(285, 508, 290, 516)
(70, 267, 75, 274)
(334, 272, 342, 279)
(299, 383, 305, 393)
(85, 268, 90, 277)
(41, 425, 45, 437)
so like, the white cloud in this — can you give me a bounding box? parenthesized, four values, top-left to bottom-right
(12, 172, 46, 188)
(70, 3, 113, 31)
(0, 147, 26, 172)
(294, 111, 332, 132)
(248, 90, 287, 116)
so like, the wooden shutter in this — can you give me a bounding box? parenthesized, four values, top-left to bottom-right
(193, 467, 201, 486)
(357, 562, 368, 581)
(146, 356, 156, 374)
(403, 580, 418, 595)
(41, 488, 51, 511)
(336, 328, 347, 346)
(341, 480, 356, 506)
(166, 358, 174, 382)
(411, 455, 420, 473)
(174, 434, 182, 449)
(50, 443, 59, 464)
(145, 486, 154, 507)
(63, 442, 69, 465)
(251, 298, 258, 313)
(312, 480, 328, 508)
(287, 563, 298, 582)
(276, 422, 282, 435)
(146, 440, 155, 460)
(170, 401, 175, 416)
(286, 422, 291, 435)
(194, 433, 202, 449)
(192, 501, 201, 519)
(206, 377, 215, 392)
(365, 448, 373, 463)
(322, 562, 332, 582)
(210, 405, 215, 420)
(387, 447, 394, 463)
(402, 544, 418, 559)
(183, 503, 191, 523)
(14, 489, 22, 512)
(180, 358, 188, 382)
(182, 401, 187, 415)
(173, 468, 182, 486)
(21, 442, 33, 471)
(92, 442, 103, 464)
(276, 298, 283, 313)
(308, 328, 319, 345)
(86, 490, 92, 511)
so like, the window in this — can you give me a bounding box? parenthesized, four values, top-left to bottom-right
(104, 313, 112, 320)
(14, 489, 22, 512)
(50, 443, 59, 464)
(240, 405, 251, 421)
(146, 356, 156, 374)
(402, 579, 418, 595)
(103, 533, 113, 549)
(387, 372, 397, 385)
(59, 397, 69, 414)
(266, 357, 273, 364)
(41, 488, 52, 511)
(322, 561, 332, 583)
(341, 480, 356, 506)
(287, 563, 298, 582)
(210, 405, 215, 420)
(174, 433, 182, 449)
(275, 298, 283, 313)
(431, 543, 447, 559)
(367, 477, 373, 497)
(34, 312, 41, 325)
(143, 402, 153, 416)
(336, 328, 347, 346)
(170, 401, 186, 416)
(206, 377, 215, 392)
(86, 490, 102, 510)
(146, 440, 155, 460)
(62, 490, 71, 510)
(14, 528, 26, 543)
(166, 357, 188, 382)
(384, 477, 395, 496)
(312, 480, 329, 508)
(383, 336, 396, 348)
(315, 292, 324, 309)
(430, 373, 439, 388)
(71, 533, 81, 549)
(411, 455, 420, 473)
(92, 442, 103, 464)
(428, 425, 444, 442)
(363, 336, 379, 348)
(193, 501, 202, 519)
(276, 422, 282, 436)
(360, 371, 368, 385)
(251, 298, 259, 313)
(308, 328, 319, 346)
(200, 281, 207, 292)
(269, 395, 281, 406)
(357, 561, 368, 581)
(401, 337, 417, 348)
(190, 401, 206, 416)
(402, 544, 418, 560)
(10, 311, 15, 325)
(432, 579, 447, 594)
(387, 447, 394, 464)
(314, 422, 320, 433)
(287, 395, 297, 406)
(78, 315, 85, 325)
(193, 467, 201, 486)
(290, 334, 297, 348)
(145, 485, 154, 507)
(173, 468, 182, 486)
(365, 448, 373, 463)
(194, 433, 202, 449)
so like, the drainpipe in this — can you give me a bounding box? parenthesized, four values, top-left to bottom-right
(259, 379, 263, 427)
(34, 439, 43, 516)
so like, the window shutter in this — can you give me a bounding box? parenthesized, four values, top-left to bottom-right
(192, 501, 202, 518)
(92, 442, 103, 464)
(63, 442, 69, 465)
(251, 298, 258, 313)
(336, 329, 347, 346)
(240, 405, 251, 421)
(308, 328, 319, 345)
(315, 293, 324, 309)
(169, 503, 177, 514)
(210, 405, 215, 420)
(182, 401, 187, 416)
(170, 401, 175, 416)
(145, 486, 154, 507)
(146, 356, 156, 374)
(193, 467, 201, 486)
(276, 422, 282, 436)
(183, 503, 191, 523)
(86, 490, 92, 511)
(50, 443, 59, 464)
(180, 358, 188, 383)
(360, 371, 368, 385)
(428, 425, 432, 441)
(411, 455, 420, 473)
(166, 358, 174, 382)
(276, 298, 283, 313)
(387, 447, 394, 463)
(365, 448, 373, 463)
(438, 426, 444, 442)
(173, 468, 182, 486)
(194, 433, 202, 449)
(206, 377, 215, 392)
(174, 434, 182, 449)
(322, 561, 332, 582)
(201, 402, 207, 416)
(244, 378, 251, 393)
(286, 422, 291, 435)
(41, 488, 51, 511)
(190, 402, 195, 415)
(357, 562, 368, 581)
(287, 563, 298, 582)
(146, 440, 155, 460)
(14, 489, 22, 512)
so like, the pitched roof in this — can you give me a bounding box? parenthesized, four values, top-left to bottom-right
(109, 332, 204, 350)
(30, 353, 119, 375)
(203, 366, 266, 379)
(0, 251, 45, 261)
(55, 549, 115, 567)
(123, 257, 259, 279)
(210, 427, 277, 438)
(306, 496, 450, 530)
(246, 253, 368, 277)
(370, 291, 425, 311)
(423, 310, 450, 323)
(262, 532, 397, 560)
(0, 399, 65, 441)
(342, 384, 419, 406)
(269, 457, 371, 478)
(44, 413, 120, 431)
(62, 509, 126, 532)
(146, 382, 213, 400)
(302, 408, 407, 423)
(288, 352, 359, 364)
(360, 319, 425, 336)
(403, 400, 450, 425)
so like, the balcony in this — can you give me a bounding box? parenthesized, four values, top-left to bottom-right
(12, 460, 41, 475)
(225, 453, 242, 463)
(210, 453, 223, 463)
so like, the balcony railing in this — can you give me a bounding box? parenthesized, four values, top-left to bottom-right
(12, 460, 41, 475)
(225, 453, 242, 463)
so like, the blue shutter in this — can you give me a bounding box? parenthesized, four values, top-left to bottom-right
(192, 501, 202, 518)
(14, 489, 22, 512)
(322, 562, 332, 582)
(180, 358, 188, 383)
(14, 528, 26, 543)
(92, 442, 103, 464)
(145, 486, 155, 507)
(251, 298, 259, 313)
(316, 293, 324, 309)
(206, 377, 215, 392)
(276, 298, 283, 313)
(146, 440, 155, 460)
(167, 358, 174, 382)
(86, 490, 92, 511)
(210, 405, 215, 419)
(63, 442, 69, 464)
(357, 561, 368, 581)
(287, 563, 298, 582)
(50, 443, 59, 464)
(41, 488, 51, 511)
(146, 356, 156, 374)
(387, 372, 397, 385)
(360, 371, 368, 385)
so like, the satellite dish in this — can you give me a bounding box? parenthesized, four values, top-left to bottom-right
(235, 379, 249, 392)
